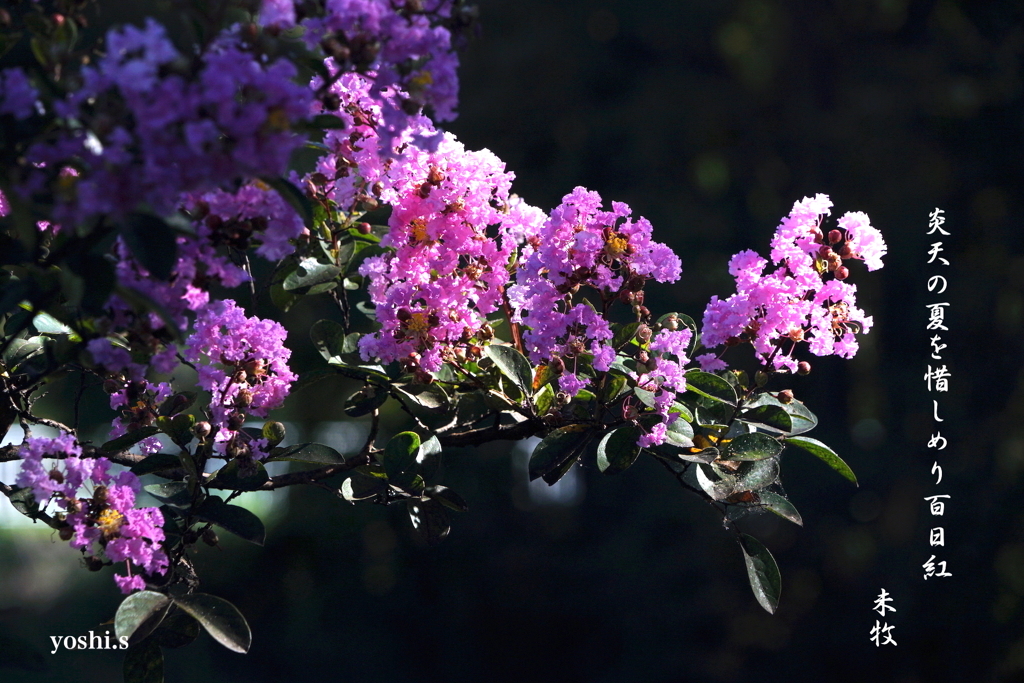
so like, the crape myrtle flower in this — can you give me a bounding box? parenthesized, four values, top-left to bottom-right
(0, 67, 38, 119)
(184, 300, 295, 460)
(16, 436, 168, 594)
(700, 194, 885, 372)
(509, 186, 681, 384)
(357, 133, 543, 372)
(25, 19, 312, 226)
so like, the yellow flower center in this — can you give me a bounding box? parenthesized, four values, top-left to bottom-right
(407, 312, 431, 335)
(604, 234, 629, 259)
(97, 508, 125, 539)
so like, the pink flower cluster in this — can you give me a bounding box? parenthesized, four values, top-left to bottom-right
(699, 194, 886, 372)
(16, 436, 168, 593)
(509, 187, 681, 395)
(184, 300, 296, 459)
(357, 133, 544, 372)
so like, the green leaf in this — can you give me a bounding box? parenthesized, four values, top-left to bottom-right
(7, 486, 40, 518)
(684, 370, 737, 405)
(193, 496, 266, 545)
(172, 593, 252, 654)
(310, 319, 348, 361)
(157, 391, 198, 417)
(739, 534, 782, 614)
(734, 457, 780, 491)
(344, 384, 388, 417)
(270, 442, 346, 464)
(726, 433, 783, 461)
(533, 383, 555, 416)
(156, 414, 195, 447)
(633, 386, 658, 409)
(119, 213, 178, 280)
(284, 257, 341, 291)
(668, 402, 694, 424)
(149, 609, 200, 649)
(143, 482, 193, 508)
(758, 490, 803, 526)
(415, 435, 442, 480)
(261, 176, 313, 229)
(31, 310, 76, 338)
(484, 344, 533, 394)
(310, 114, 348, 129)
(612, 321, 641, 348)
(740, 403, 793, 434)
(340, 472, 388, 501)
(123, 639, 164, 683)
(426, 485, 469, 512)
(407, 498, 451, 546)
(2, 336, 45, 370)
(208, 460, 270, 492)
(785, 436, 857, 485)
(597, 425, 642, 475)
(529, 426, 590, 482)
(130, 453, 182, 477)
(382, 431, 420, 479)
(101, 426, 160, 454)
(782, 399, 818, 435)
(600, 372, 629, 402)
(115, 591, 171, 645)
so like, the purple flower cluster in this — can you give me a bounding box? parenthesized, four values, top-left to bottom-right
(25, 20, 312, 224)
(16, 436, 168, 594)
(262, 0, 461, 148)
(509, 187, 681, 394)
(184, 300, 295, 459)
(699, 194, 885, 372)
(0, 67, 38, 119)
(357, 133, 543, 372)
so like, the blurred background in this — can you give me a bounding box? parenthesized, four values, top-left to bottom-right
(2, 1, 1023, 681)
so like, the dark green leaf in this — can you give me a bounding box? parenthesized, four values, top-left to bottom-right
(193, 496, 266, 545)
(416, 435, 442, 480)
(123, 639, 164, 683)
(344, 384, 388, 417)
(785, 436, 857, 485)
(31, 310, 76, 337)
(600, 372, 629, 402)
(149, 609, 200, 649)
(115, 591, 171, 644)
(208, 460, 270, 492)
(668, 402, 694, 424)
(284, 257, 341, 291)
(157, 391, 198, 417)
(484, 344, 533, 394)
(407, 498, 450, 546)
(612, 321, 641, 348)
(120, 213, 178, 280)
(740, 403, 793, 434)
(739, 534, 782, 614)
(633, 386, 657, 409)
(310, 319, 348, 361)
(734, 457, 780, 490)
(727, 433, 783, 461)
(382, 431, 420, 479)
(310, 114, 347, 128)
(340, 472, 388, 501)
(426, 485, 468, 512)
(684, 370, 737, 405)
(7, 486, 40, 518)
(261, 176, 313, 229)
(758, 490, 803, 526)
(396, 383, 450, 413)
(101, 427, 160, 454)
(270, 442, 346, 464)
(529, 426, 590, 482)
(2, 336, 44, 370)
(130, 453, 182, 477)
(172, 593, 252, 654)
(533, 383, 555, 416)
(143, 482, 193, 507)
(597, 425, 642, 475)
(782, 399, 818, 435)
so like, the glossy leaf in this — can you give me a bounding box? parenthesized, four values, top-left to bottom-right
(533, 383, 555, 416)
(193, 495, 266, 545)
(173, 593, 252, 654)
(344, 384, 388, 417)
(416, 435, 442, 481)
(758, 490, 803, 526)
(612, 321, 641, 348)
(340, 472, 388, 501)
(284, 257, 341, 291)
(208, 460, 270, 492)
(310, 319, 348, 361)
(740, 403, 793, 434)
(739, 534, 782, 614)
(426, 485, 469, 512)
(143, 482, 193, 508)
(100, 426, 160, 454)
(734, 457, 780, 491)
(684, 370, 737, 405)
(382, 431, 420, 479)
(130, 453, 182, 477)
(270, 442, 346, 464)
(528, 426, 590, 482)
(597, 425, 641, 475)
(726, 432, 783, 461)
(149, 609, 201, 649)
(785, 436, 857, 485)
(484, 344, 533, 394)
(115, 591, 171, 644)
(407, 498, 451, 546)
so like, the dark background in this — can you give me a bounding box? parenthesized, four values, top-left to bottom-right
(2, 1, 1023, 681)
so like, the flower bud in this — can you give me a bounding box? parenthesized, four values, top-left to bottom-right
(622, 403, 639, 421)
(358, 222, 372, 235)
(834, 266, 850, 280)
(797, 361, 811, 376)
(838, 244, 853, 259)
(636, 324, 652, 343)
(818, 244, 834, 258)
(754, 370, 769, 387)
(59, 526, 74, 542)
(193, 421, 212, 439)
(227, 412, 246, 431)
(202, 528, 220, 547)
(828, 229, 842, 244)
(263, 421, 286, 447)
(778, 389, 794, 404)
(548, 355, 565, 376)
(85, 556, 105, 572)
(234, 387, 254, 408)
(103, 378, 122, 394)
